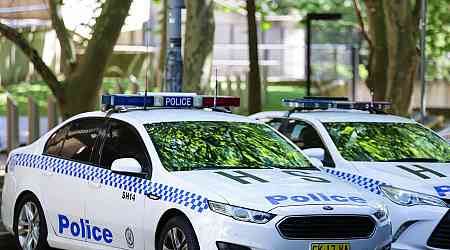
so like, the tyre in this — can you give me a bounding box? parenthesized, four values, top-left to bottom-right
(157, 215, 200, 250)
(13, 194, 50, 250)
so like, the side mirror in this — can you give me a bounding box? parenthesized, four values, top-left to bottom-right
(309, 157, 324, 168)
(111, 158, 142, 175)
(303, 148, 325, 161)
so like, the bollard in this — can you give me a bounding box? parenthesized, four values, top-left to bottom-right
(47, 95, 58, 130)
(28, 96, 40, 144)
(226, 75, 232, 96)
(6, 96, 19, 152)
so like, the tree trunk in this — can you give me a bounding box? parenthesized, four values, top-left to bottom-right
(156, 0, 168, 90)
(383, 0, 420, 116)
(364, 0, 389, 101)
(183, 0, 215, 92)
(60, 0, 133, 119)
(246, 0, 262, 114)
(362, 0, 420, 115)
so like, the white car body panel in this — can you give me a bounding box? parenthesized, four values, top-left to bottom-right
(250, 110, 450, 250)
(2, 109, 392, 250)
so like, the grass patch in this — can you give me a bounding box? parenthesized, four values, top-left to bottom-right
(264, 85, 306, 111)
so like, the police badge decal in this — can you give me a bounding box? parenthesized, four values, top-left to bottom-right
(125, 227, 134, 248)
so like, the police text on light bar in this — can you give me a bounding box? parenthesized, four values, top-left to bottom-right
(101, 93, 240, 109)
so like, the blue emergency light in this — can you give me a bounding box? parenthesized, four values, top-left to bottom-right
(282, 97, 391, 113)
(101, 93, 240, 110)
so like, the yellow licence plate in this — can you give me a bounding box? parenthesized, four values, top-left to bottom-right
(311, 243, 350, 250)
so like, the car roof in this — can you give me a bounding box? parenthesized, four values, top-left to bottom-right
(251, 110, 416, 124)
(75, 109, 256, 126)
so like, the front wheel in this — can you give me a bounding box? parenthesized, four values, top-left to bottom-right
(157, 216, 200, 250)
(13, 194, 49, 250)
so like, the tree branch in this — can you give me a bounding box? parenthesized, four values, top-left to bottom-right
(352, 0, 373, 48)
(48, 0, 76, 75)
(0, 22, 65, 102)
(69, 0, 132, 92)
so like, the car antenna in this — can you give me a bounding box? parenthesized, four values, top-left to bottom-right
(143, 6, 151, 111)
(214, 67, 219, 108)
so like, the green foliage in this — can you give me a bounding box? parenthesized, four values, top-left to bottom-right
(264, 85, 306, 111)
(145, 121, 311, 171)
(325, 122, 450, 162)
(426, 1, 450, 80)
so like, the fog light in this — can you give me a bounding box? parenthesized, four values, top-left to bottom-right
(216, 241, 251, 250)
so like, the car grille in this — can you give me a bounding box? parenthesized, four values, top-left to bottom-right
(428, 211, 450, 249)
(277, 215, 376, 239)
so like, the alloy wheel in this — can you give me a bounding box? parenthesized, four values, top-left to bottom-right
(17, 202, 40, 250)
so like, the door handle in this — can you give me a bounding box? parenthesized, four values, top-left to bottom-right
(89, 177, 102, 189)
(43, 167, 54, 177)
(147, 193, 161, 200)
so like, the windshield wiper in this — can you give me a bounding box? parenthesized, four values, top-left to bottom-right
(382, 157, 441, 163)
(191, 164, 271, 171)
(267, 165, 318, 170)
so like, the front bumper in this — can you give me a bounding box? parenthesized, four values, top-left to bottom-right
(389, 204, 450, 250)
(193, 205, 392, 250)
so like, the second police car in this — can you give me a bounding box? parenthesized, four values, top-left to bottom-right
(250, 97, 450, 250)
(1, 93, 391, 250)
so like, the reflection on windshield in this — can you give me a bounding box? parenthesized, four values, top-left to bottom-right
(145, 121, 312, 171)
(325, 122, 450, 162)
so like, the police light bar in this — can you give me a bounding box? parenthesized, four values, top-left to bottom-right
(101, 94, 240, 109)
(282, 98, 391, 112)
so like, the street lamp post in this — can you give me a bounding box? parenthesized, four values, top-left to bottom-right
(165, 0, 185, 92)
(305, 13, 342, 97)
(419, 0, 428, 121)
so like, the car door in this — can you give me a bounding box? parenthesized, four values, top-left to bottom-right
(42, 117, 105, 242)
(85, 118, 151, 249)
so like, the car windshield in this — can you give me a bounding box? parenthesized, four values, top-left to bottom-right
(324, 122, 450, 162)
(145, 121, 312, 171)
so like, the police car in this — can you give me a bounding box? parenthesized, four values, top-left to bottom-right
(1, 94, 391, 250)
(250, 97, 450, 250)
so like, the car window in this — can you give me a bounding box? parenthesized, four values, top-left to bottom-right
(44, 124, 70, 156)
(99, 119, 149, 171)
(145, 121, 313, 172)
(59, 118, 104, 164)
(325, 122, 450, 162)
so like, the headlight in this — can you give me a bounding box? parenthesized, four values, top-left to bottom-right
(208, 200, 276, 224)
(380, 185, 447, 207)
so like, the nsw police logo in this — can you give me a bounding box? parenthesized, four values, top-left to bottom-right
(125, 227, 134, 248)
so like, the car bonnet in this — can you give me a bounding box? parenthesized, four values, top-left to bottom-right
(172, 168, 374, 212)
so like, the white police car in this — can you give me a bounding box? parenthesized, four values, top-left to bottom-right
(250, 97, 450, 250)
(1, 94, 391, 250)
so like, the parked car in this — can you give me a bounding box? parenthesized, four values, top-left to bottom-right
(1, 94, 391, 250)
(251, 97, 450, 250)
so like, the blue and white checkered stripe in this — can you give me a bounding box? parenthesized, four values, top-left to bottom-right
(12, 153, 209, 213)
(324, 168, 386, 195)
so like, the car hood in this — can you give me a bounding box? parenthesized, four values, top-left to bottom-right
(172, 169, 373, 212)
(352, 162, 450, 198)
